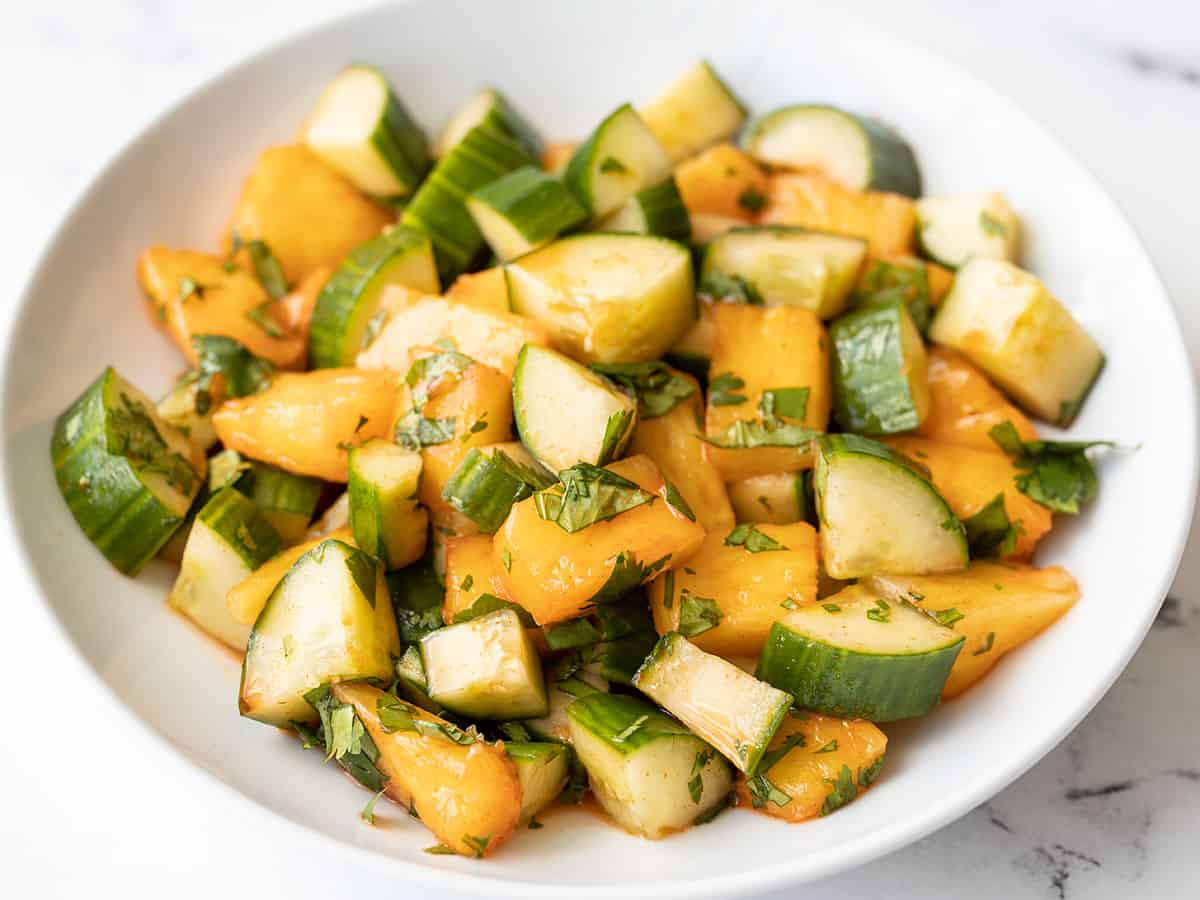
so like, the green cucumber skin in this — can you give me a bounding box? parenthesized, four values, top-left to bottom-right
(1058, 353, 1106, 427)
(618, 178, 691, 242)
(756, 622, 963, 722)
(243, 463, 322, 520)
(198, 488, 284, 570)
(402, 124, 535, 282)
(858, 116, 921, 198)
(441, 448, 532, 533)
(51, 369, 198, 575)
(370, 84, 431, 198)
(566, 692, 694, 754)
(830, 300, 920, 434)
(469, 166, 587, 245)
(474, 90, 544, 161)
(309, 226, 436, 368)
(743, 105, 921, 198)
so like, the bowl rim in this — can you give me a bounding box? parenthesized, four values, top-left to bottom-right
(2, 3, 1195, 897)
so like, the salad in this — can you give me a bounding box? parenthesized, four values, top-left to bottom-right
(50, 59, 1108, 856)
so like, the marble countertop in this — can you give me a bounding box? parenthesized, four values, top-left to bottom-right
(2, 1, 1198, 898)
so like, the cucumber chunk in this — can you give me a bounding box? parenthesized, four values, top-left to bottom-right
(527, 669, 608, 743)
(596, 177, 691, 242)
(564, 104, 673, 219)
(726, 472, 807, 524)
(830, 298, 931, 434)
(168, 487, 284, 649)
(639, 60, 748, 163)
(756, 583, 964, 720)
(402, 122, 536, 281)
(240, 539, 400, 727)
(435, 87, 542, 160)
(420, 608, 548, 719)
(634, 632, 791, 774)
(52, 367, 204, 575)
(348, 439, 428, 570)
(512, 344, 638, 471)
(301, 64, 430, 198)
(742, 105, 921, 197)
(814, 434, 968, 579)
(308, 226, 439, 368)
(442, 442, 556, 532)
(466, 166, 588, 262)
(701, 226, 867, 318)
(916, 192, 1020, 268)
(157, 375, 218, 454)
(567, 692, 733, 837)
(505, 233, 695, 363)
(224, 458, 322, 544)
(929, 259, 1104, 425)
(506, 741, 571, 824)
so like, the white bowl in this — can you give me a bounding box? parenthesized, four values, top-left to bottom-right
(2, 1, 1194, 897)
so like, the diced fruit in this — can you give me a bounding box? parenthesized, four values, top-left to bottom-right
(212, 369, 395, 482)
(444, 267, 511, 314)
(564, 105, 672, 219)
(639, 61, 747, 162)
(300, 64, 430, 198)
(51, 368, 205, 575)
(628, 371, 734, 531)
(851, 255, 951, 333)
(231, 461, 322, 544)
(726, 472, 807, 525)
(867, 562, 1080, 696)
(675, 143, 768, 221)
(759, 173, 916, 257)
(917, 346, 1039, 450)
(506, 742, 571, 825)
(567, 692, 733, 838)
(277, 266, 333, 353)
(137, 247, 305, 369)
(756, 582, 963, 721)
(736, 713, 887, 821)
(512, 344, 638, 471)
(505, 233, 695, 364)
(701, 227, 867, 318)
(307, 492, 350, 540)
(392, 349, 514, 451)
(814, 434, 968, 579)
(348, 439, 428, 570)
(240, 539, 400, 726)
(357, 292, 549, 377)
(527, 669, 609, 743)
(648, 523, 817, 657)
(308, 226, 439, 368)
(742, 105, 920, 197)
(830, 299, 931, 434)
(635, 632, 791, 773)
(223, 145, 394, 285)
(929, 259, 1104, 425)
(916, 192, 1020, 268)
(703, 303, 831, 481)
(495, 455, 706, 624)
(168, 487, 283, 649)
(542, 141, 578, 174)
(663, 297, 716, 379)
(442, 533, 514, 622)
(332, 682, 522, 857)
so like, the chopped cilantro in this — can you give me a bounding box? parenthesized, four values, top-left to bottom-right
(725, 523, 787, 553)
(534, 463, 654, 533)
(590, 361, 697, 418)
(678, 590, 723, 637)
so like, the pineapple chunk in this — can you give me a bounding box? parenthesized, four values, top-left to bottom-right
(759, 172, 915, 257)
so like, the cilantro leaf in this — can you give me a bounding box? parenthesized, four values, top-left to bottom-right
(376, 693, 418, 734)
(738, 187, 766, 214)
(688, 748, 716, 803)
(394, 411, 457, 449)
(598, 408, 635, 464)
(240, 234, 289, 300)
(245, 299, 286, 338)
(386, 561, 444, 643)
(708, 371, 748, 406)
(663, 479, 696, 521)
(931, 607, 965, 628)
(979, 210, 1008, 238)
(190, 334, 274, 413)
(360, 788, 386, 825)
(302, 684, 388, 792)
(852, 260, 933, 332)
(590, 361, 697, 418)
(452, 593, 537, 627)
(599, 156, 628, 174)
(543, 617, 602, 652)
(699, 271, 763, 305)
(756, 732, 806, 774)
(534, 463, 655, 533)
(702, 417, 819, 449)
(462, 833, 491, 858)
(747, 774, 792, 809)
(866, 598, 891, 624)
(586, 551, 670, 605)
(962, 492, 1017, 558)
(820, 764, 859, 816)
(725, 523, 787, 553)
(989, 422, 1112, 514)
(678, 590, 723, 637)
(759, 387, 810, 422)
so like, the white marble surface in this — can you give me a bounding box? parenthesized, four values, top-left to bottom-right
(2, 1, 1199, 898)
